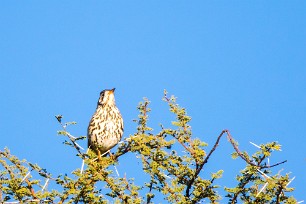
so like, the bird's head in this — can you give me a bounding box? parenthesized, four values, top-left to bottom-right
(97, 88, 116, 107)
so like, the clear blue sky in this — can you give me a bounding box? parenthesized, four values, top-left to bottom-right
(1, 1, 305, 202)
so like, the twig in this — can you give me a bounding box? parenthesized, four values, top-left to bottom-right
(169, 132, 193, 155)
(146, 178, 154, 204)
(226, 130, 255, 165)
(55, 116, 84, 156)
(185, 130, 227, 197)
(142, 155, 180, 203)
(67, 133, 84, 151)
(203, 130, 226, 167)
(24, 177, 37, 199)
(227, 130, 287, 169)
(104, 177, 124, 200)
(262, 160, 287, 169)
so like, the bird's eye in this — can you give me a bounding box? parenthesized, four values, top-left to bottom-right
(100, 91, 105, 97)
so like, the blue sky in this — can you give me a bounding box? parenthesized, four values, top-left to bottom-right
(1, 1, 305, 201)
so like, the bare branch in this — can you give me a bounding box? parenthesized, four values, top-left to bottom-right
(185, 130, 227, 197)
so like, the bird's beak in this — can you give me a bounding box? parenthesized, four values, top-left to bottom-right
(110, 88, 116, 93)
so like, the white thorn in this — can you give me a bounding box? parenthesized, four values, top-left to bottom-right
(80, 159, 85, 174)
(256, 182, 268, 197)
(81, 148, 89, 174)
(21, 171, 31, 183)
(101, 150, 110, 157)
(27, 199, 40, 202)
(277, 168, 284, 176)
(286, 176, 296, 187)
(114, 166, 120, 177)
(42, 178, 50, 192)
(68, 134, 76, 139)
(257, 169, 271, 179)
(298, 200, 304, 203)
(76, 142, 84, 150)
(67, 133, 84, 150)
(250, 141, 261, 149)
(267, 158, 270, 166)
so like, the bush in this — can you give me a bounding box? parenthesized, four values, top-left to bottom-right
(0, 91, 296, 203)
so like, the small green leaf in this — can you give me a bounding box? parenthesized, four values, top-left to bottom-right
(57, 130, 67, 136)
(231, 152, 239, 159)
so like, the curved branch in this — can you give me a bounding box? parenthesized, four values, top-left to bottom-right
(185, 130, 227, 197)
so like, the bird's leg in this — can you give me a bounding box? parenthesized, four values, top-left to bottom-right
(108, 150, 114, 160)
(97, 149, 102, 161)
(97, 150, 112, 162)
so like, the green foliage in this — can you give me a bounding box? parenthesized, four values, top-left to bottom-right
(0, 91, 297, 203)
(0, 148, 60, 202)
(225, 141, 295, 204)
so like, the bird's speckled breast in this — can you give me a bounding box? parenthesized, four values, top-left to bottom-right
(88, 104, 124, 154)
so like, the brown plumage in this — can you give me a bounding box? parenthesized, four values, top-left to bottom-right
(87, 88, 124, 155)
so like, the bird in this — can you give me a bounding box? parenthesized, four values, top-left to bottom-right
(87, 88, 124, 157)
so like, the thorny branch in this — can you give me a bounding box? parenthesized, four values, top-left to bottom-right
(226, 130, 287, 169)
(55, 115, 85, 158)
(185, 129, 287, 198)
(168, 131, 194, 156)
(230, 154, 267, 203)
(224, 129, 288, 204)
(185, 130, 226, 197)
(0, 149, 56, 203)
(54, 108, 289, 203)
